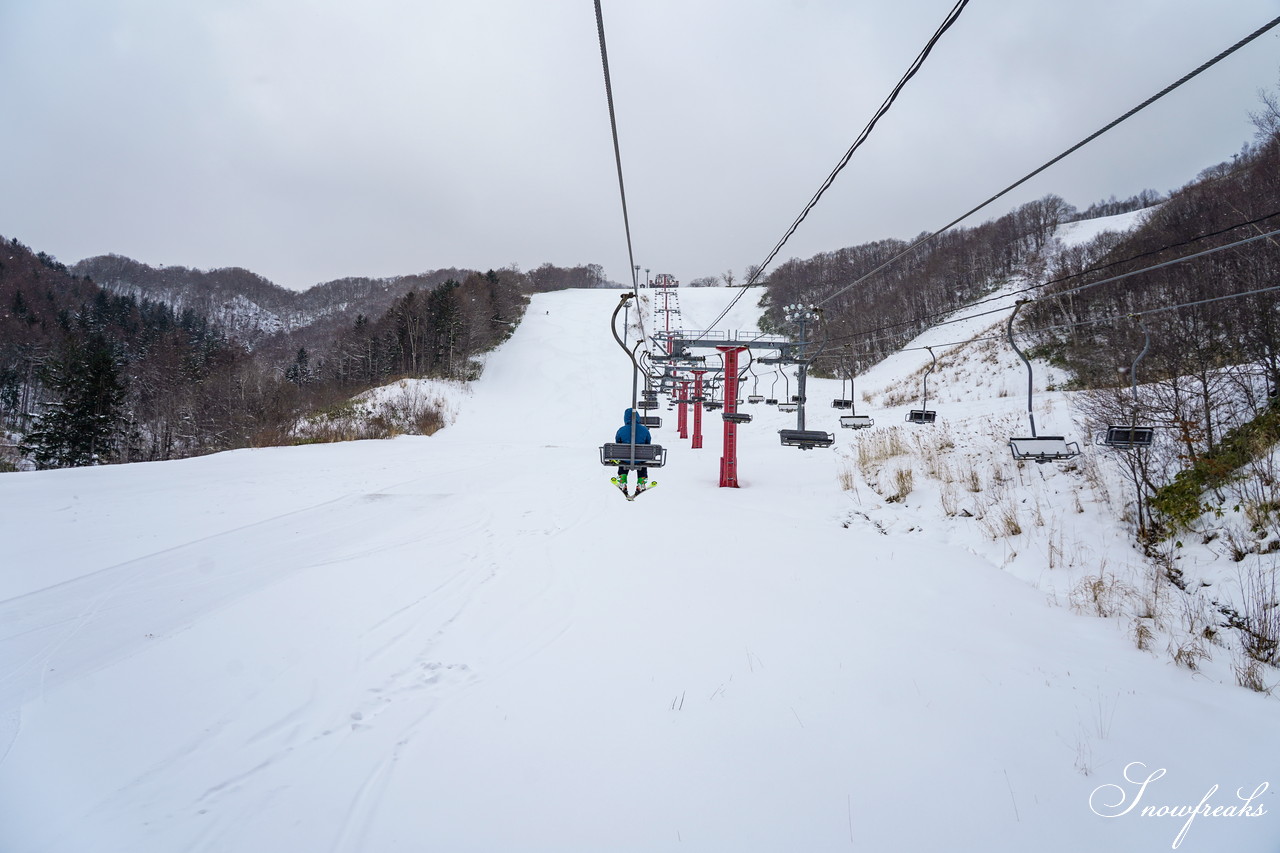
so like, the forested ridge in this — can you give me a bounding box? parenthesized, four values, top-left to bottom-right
(0, 250, 612, 470)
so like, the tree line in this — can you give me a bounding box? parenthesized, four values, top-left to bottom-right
(759, 190, 1136, 373)
(1023, 103, 1280, 539)
(0, 250, 616, 469)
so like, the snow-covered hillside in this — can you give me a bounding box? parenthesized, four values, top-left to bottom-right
(1, 286, 1276, 852)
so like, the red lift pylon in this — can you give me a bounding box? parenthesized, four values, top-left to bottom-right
(678, 380, 689, 439)
(691, 370, 705, 449)
(718, 346, 745, 487)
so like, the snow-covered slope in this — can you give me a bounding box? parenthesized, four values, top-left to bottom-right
(1054, 206, 1156, 248)
(1, 288, 1275, 852)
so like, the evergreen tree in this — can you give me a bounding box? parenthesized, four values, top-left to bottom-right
(284, 347, 313, 387)
(22, 335, 126, 468)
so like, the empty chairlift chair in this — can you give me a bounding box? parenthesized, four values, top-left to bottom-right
(777, 370, 832, 450)
(778, 429, 834, 450)
(1005, 301, 1080, 463)
(835, 360, 873, 429)
(1100, 315, 1156, 450)
(906, 347, 938, 424)
(777, 375, 799, 413)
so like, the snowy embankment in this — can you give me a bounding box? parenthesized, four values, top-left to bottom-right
(1, 282, 1276, 852)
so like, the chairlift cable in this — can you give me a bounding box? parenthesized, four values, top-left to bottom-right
(688, 0, 972, 343)
(852, 280, 1280, 359)
(819, 209, 1280, 348)
(806, 13, 1280, 311)
(593, 0, 640, 298)
(824, 224, 1280, 353)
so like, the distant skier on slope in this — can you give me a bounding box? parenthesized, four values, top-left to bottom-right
(611, 408, 653, 494)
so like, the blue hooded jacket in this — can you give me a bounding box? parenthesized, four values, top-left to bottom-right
(615, 408, 652, 445)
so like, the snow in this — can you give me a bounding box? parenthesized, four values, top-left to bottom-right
(2, 286, 1277, 852)
(1054, 207, 1157, 249)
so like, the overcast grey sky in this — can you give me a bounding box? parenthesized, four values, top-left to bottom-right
(2, 1, 1277, 291)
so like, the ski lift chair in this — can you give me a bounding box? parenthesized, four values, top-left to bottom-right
(600, 443, 667, 468)
(763, 373, 783, 407)
(776, 374, 798, 412)
(599, 294, 668, 472)
(906, 346, 938, 425)
(832, 364, 854, 408)
(836, 360, 871, 427)
(1008, 436, 1081, 463)
(722, 412, 753, 424)
(639, 415, 663, 429)
(1005, 301, 1081, 464)
(1101, 315, 1156, 449)
(1101, 426, 1154, 448)
(745, 367, 765, 405)
(779, 429, 835, 450)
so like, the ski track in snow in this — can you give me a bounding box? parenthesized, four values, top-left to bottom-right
(2, 286, 1279, 853)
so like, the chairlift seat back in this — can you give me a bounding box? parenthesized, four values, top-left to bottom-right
(637, 399, 659, 410)
(747, 395, 765, 404)
(600, 443, 667, 468)
(906, 409, 937, 424)
(638, 416, 662, 429)
(840, 415, 874, 429)
(764, 398, 779, 406)
(778, 429, 835, 450)
(1102, 425, 1154, 448)
(777, 403, 799, 413)
(722, 412, 752, 424)
(1008, 436, 1080, 463)
(832, 399, 853, 410)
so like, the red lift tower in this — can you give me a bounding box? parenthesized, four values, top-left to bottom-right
(717, 346, 746, 487)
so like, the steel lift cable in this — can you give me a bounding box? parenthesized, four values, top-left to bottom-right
(808, 12, 1280, 312)
(820, 208, 1280, 348)
(820, 224, 1280, 351)
(689, 0, 972, 342)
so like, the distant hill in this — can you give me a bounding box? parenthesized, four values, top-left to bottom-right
(71, 255, 468, 349)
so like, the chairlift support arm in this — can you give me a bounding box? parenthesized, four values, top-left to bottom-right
(1007, 301, 1037, 438)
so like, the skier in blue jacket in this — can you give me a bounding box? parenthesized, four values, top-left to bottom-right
(612, 408, 652, 492)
